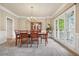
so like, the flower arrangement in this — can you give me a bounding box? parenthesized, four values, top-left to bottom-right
(46, 24, 51, 32)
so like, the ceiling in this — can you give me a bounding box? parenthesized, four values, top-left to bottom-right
(0, 3, 64, 17)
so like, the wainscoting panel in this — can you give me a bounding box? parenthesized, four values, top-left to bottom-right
(0, 31, 7, 44)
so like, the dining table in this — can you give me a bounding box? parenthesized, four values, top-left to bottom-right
(15, 30, 47, 45)
(15, 30, 46, 37)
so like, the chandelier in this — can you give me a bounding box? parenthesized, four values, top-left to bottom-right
(28, 5, 40, 22)
(30, 6, 34, 21)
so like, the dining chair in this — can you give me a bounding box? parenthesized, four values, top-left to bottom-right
(45, 32, 48, 46)
(41, 31, 48, 46)
(15, 30, 20, 46)
(37, 26, 41, 33)
(20, 31, 28, 47)
(30, 31, 39, 48)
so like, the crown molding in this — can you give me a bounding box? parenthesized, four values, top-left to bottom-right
(51, 3, 74, 19)
(0, 5, 52, 19)
(50, 3, 68, 18)
(0, 5, 19, 17)
(0, 4, 66, 19)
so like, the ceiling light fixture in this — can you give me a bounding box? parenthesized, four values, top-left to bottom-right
(30, 6, 34, 21)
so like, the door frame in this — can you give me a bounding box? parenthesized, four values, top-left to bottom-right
(6, 16, 14, 39)
(64, 5, 76, 48)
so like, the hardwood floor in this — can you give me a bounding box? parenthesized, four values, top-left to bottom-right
(0, 38, 78, 56)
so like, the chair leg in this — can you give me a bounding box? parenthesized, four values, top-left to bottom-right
(41, 35, 43, 43)
(45, 41, 46, 46)
(41, 38, 42, 43)
(46, 37, 48, 44)
(27, 40, 28, 48)
(45, 39, 47, 46)
(30, 40, 32, 47)
(37, 40, 39, 48)
(20, 39, 22, 47)
(15, 38, 17, 46)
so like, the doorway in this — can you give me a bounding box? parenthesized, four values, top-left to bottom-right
(7, 17, 13, 39)
(66, 5, 76, 48)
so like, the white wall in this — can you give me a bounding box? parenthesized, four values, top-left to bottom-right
(0, 31, 6, 44)
(17, 17, 49, 30)
(0, 8, 18, 44)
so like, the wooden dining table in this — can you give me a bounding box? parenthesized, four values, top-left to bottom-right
(15, 30, 47, 46)
(15, 31, 46, 38)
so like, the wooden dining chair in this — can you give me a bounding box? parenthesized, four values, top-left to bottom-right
(30, 31, 39, 48)
(41, 31, 48, 46)
(15, 30, 20, 46)
(20, 32, 28, 47)
(45, 32, 48, 46)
